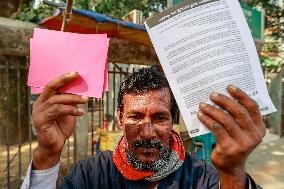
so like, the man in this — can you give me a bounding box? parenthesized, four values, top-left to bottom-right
(21, 67, 265, 189)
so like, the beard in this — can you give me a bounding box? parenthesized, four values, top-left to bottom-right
(126, 139, 171, 172)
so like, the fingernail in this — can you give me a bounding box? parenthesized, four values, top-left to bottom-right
(213, 123, 222, 131)
(197, 111, 204, 117)
(78, 108, 85, 114)
(68, 71, 77, 77)
(228, 85, 238, 91)
(81, 96, 88, 101)
(200, 102, 208, 108)
(211, 92, 219, 98)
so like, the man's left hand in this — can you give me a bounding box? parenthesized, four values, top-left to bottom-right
(197, 85, 266, 189)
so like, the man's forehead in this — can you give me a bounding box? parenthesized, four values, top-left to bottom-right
(124, 88, 171, 100)
(123, 88, 172, 109)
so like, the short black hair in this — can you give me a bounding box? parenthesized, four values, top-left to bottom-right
(117, 66, 177, 117)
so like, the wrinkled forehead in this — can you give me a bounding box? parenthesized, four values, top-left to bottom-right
(122, 88, 172, 113)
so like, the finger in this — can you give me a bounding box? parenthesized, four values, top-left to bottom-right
(45, 104, 85, 120)
(227, 85, 266, 138)
(227, 85, 262, 125)
(199, 102, 242, 139)
(45, 94, 88, 107)
(209, 92, 255, 131)
(197, 110, 233, 147)
(38, 72, 78, 102)
(32, 104, 84, 128)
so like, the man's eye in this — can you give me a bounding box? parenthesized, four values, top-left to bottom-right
(129, 115, 141, 120)
(155, 116, 168, 121)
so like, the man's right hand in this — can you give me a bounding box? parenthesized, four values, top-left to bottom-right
(32, 72, 88, 170)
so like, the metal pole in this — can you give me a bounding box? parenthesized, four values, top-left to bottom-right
(16, 60, 22, 184)
(91, 98, 94, 155)
(28, 86, 32, 163)
(5, 60, 10, 189)
(112, 66, 116, 131)
(75, 102, 89, 160)
(99, 98, 102, 129)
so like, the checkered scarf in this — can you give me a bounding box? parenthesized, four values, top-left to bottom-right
(113, 130, 185, 181)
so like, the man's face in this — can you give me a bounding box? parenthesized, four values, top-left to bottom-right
(117, 88, 173, 166)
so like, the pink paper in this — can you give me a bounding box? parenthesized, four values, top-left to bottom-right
(31, 60, 109, 94)
(33, 28, 107, 40)
(31, 86, 42, 94)
(28, 29, 109, 98)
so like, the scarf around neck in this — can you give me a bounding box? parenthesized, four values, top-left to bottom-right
(113, 130, 185, 182)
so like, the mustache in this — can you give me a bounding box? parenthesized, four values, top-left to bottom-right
(132, 140, 163, 149)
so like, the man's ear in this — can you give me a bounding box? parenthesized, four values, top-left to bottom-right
(116, 108, 123, 130)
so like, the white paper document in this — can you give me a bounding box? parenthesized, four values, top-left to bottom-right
(145, 0, 276, 137)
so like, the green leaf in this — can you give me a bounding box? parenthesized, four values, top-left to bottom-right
(106, 2, 112, 10)
(26, 11, 36, 21)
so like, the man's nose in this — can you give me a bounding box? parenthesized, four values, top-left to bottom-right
(140, 120, 157, 140)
